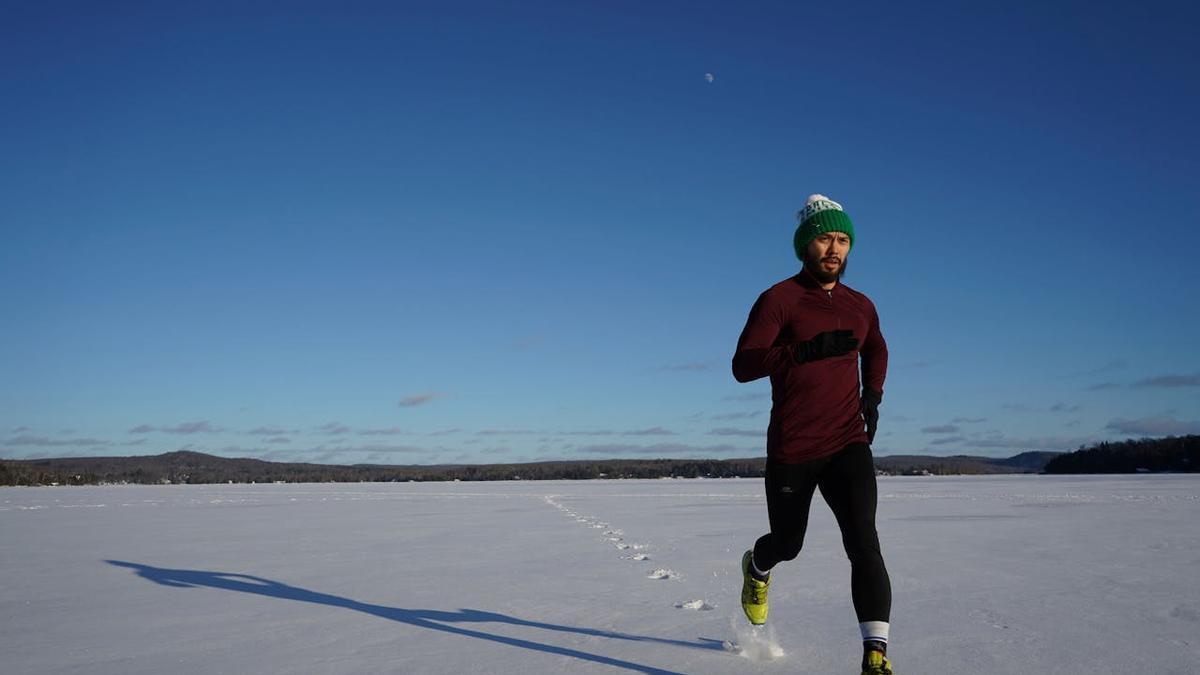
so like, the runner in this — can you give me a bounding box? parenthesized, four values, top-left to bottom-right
(732, 194, 893, 675)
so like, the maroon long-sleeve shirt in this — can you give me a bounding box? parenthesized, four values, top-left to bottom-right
(732, 269, 888, 464)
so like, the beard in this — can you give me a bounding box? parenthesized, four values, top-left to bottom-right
(803, 250, 848, 284)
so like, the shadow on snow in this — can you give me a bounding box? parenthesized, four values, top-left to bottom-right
(107, 560, 723, 675)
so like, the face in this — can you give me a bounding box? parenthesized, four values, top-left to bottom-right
(803, 231, 851, 284)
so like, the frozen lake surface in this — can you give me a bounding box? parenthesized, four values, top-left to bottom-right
(3, 475, 1199, 674)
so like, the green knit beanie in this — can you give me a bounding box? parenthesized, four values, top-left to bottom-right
(793, 194, 855, 260)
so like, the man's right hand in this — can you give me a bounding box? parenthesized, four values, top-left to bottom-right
(791, 329, 858, 364)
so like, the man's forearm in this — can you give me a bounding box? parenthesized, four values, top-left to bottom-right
(860, 350, 887, 395)
(732, 346, 792, 383)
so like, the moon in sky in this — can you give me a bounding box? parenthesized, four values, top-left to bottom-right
(704, 73, 714, 83)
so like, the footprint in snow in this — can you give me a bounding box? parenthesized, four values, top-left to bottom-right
(1170, 604, 1200, 622)
(674, 599, 714, 611)
(647, 568, 681, 580)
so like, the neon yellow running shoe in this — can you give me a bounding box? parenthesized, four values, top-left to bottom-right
(861, 649, 893, 675)
(740, 550, 769, 625)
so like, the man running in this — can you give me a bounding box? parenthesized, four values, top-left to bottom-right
(732, 194, 893, 675)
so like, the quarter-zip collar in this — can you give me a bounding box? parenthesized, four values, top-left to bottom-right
(794, 267, 841, 296)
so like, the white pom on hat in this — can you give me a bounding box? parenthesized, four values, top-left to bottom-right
(797, 194, 844, 223)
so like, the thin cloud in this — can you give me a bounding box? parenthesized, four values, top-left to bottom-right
(217, 445, 437, 464)
(575, 442, 742, 456)
(11, 426, 31, 433)
(970, 430, 1006, 440)
(711, 411, 764, 421)
(708, 428, 765, 437)
(211, 446, 263, 456)
(129, 421, 220, 435)
(315, 422, 352, 435)
(358, 427, 409, 436)
(399, 392, 442, 407)
(321, 444, 427, 455)
(266, 437, 291, 444)
(623, 427, 675, 436)
(1132, 374, 1200, 388)
(165, 421, 219, 434)
(920, 425, 960, 434)
(1105, 416, 1200, 436)
(248, 426, 295, 436)
(557, 430, 617, 437)
(962, 435, 1098, 451)
(929, 435, 967, 446)
(1002, 403, 1081, 414)
(477, 429, 539, 436)
(2, 435, 111, 447)
(249, 444, 431, 462)
(950, 417, 987, 424)
(961, 437, 1034, 449)
(1086, 382, 1121, 391)
(429, 428, 461, 436)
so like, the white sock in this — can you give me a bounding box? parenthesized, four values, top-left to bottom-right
(750, 554, 770, 579)
(860, 621, 889, 645)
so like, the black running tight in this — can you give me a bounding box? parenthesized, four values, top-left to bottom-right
(752, 442, 892, 622)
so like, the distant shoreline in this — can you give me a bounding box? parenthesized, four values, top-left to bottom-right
(3, 436, 1195, 486)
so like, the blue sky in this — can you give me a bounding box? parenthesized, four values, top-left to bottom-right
(3, 1, 1198, 465)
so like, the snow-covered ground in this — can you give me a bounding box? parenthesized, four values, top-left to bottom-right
(2, 475, 1198, 674)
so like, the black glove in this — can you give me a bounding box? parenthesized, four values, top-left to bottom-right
(791, 329, 858, 364)
(861, 388, 882, 444)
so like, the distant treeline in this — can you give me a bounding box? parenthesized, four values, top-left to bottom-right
(1041, 435, 1198, 473)
(6, 449, 1051, 486)
(872, 451, 1058, 476)
(2, 437, 1193, 486)
(0, 451, 769, 486)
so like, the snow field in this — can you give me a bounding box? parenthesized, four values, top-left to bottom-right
(2, 476, 1199, 674)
